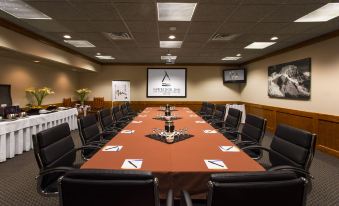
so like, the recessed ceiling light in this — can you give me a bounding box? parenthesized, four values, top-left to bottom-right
(63, 35, 72, 39)
(245, 42, 276, 49)
(161, 56, 177, 60)
(157, 3, 197, 21)
(168, 35, 176, 40)
(160, 41, 182, 48)
(270, 36, 279, 41)
(95, 55, 115, 60)
(96, 52, 101, 55)
(295, 3, 339, 22)
(0, 0, 52, 19)
(33, 60, 40, 63)
(169, 27, 177, 31)
(221, 57, 242, 61)
(64, 40, 95, 48)
(236, 53, 241, 57)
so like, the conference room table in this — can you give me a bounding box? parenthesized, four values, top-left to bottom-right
(82, 107, 264, 198)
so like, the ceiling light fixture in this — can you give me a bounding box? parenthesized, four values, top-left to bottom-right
(64, 40, 95, 48)
(160, 41, 182, 48)
(96, 52, 101, 55)
(295, 3, 339, 22)
(270, 36, 279, 41)
(236, 53, 241, 57)
(63, 35, 72, 39)
(157, 3, 197, 21)
(95, 55, 115, 60)
(161, 56, 177, 60)
(168, 35, 176, 39)
(221, 57, 242, 61)
(0, 0, 52, 19)
(169, 27, 177, 31)
(245, 42, 276, 49)
(33, 60, 40, 63)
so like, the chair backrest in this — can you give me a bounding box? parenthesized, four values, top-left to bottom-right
(199, 102, 208, 113)
(207, 171, 306, 206)
(270, 124, 317, 171)
(58, 169, 160, 206)
(77, 114, 101, 145)
(92, 97, 104, 110)
(0, 84, 12, 106)
(120, 103, 129, 116)
(112, 106, 124, 121)
(62, 98, 72, 107)
(214, 104, 226, 121)
(205, 103, 215, 116)
(225, 108, 242, 129)
(98, 108, 114, 130)
(241, 114, 267, 144)
(125, 102, 134, 113)
(33, 123, 76, 195)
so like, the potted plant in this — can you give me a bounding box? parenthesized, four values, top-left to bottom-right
(25, 87, 55, 107)
(76, 88, 91, 106)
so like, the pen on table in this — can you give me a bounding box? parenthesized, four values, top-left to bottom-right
(208, 160, 224, 168)
(128, 161, 138, 168)
(104, 146, 119, 151)
(226, 146, 233, 151)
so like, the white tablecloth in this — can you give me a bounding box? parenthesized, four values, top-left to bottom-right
(0, 108, 78, 162)
(224, 104, 246, 124)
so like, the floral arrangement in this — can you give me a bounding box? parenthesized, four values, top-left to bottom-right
(25, 87, 55, 106)
(76, 88, 91, 105)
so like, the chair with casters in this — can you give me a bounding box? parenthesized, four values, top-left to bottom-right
(207, 104, 226, 129)
(242, 124, 317, 178)
(218, 108, 242, 141)
(200, 103, 215, 121)
(57, 169, 174, 206)
(112, 106, 131, 125)
(120, 103, 135, 120)
(97, 108, 123, 132)
(180, 170, 309, 206)
(33, 123, 100, 196)
(228, 114, 267, 159)
(125, 102, 139, 116)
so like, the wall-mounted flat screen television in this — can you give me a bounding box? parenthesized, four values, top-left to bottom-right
(223, 68, 246, 83)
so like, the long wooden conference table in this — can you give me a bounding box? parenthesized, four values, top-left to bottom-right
(82, 107, 264, 198)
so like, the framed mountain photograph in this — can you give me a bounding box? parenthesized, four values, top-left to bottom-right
(268, 58, 311, 100)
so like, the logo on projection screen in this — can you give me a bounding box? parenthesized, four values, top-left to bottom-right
(162, 71, 171, 86)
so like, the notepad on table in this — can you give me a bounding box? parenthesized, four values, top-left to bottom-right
(195, 121, 206, 124)
(121, 130, 135, 134)
(139, 115, 147, 117)
(131, 120, 143, 124)
(219, 146, 240, 152)
(203, 129, 217, 134)
(189, 114, 198, 117)
(204, 160, 228, 170)
(102, 145, 123, 152)
(121, 159, 143, 169)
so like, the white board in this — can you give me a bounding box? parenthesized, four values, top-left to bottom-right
(112, 80, 130, 101)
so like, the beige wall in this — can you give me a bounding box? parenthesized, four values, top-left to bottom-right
(0, 56, 79, 107)
(79, 65, 241, 101)
(242, 35, 339, 116)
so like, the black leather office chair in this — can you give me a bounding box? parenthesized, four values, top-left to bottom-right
(57, 169, 173, 206)
(243, 124, 317, 174)
(78, 114, 117, 155)
(33, 123, 99, 196)
(208, 104, 226, 129)
(197, 102, 208, 115)
(229, 114, 267, 159)
(180, 170, 308, 206)
(121, 102, 136, 118)
(112, 106, 131, 125)
(125, 102, 138, 116)
(218, 108, 242, 141)
(98, 108, 122, 132)
(201, 103, 215, 121)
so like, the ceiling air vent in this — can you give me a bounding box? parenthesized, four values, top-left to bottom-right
(211, 33, 238, 41)
(104, 32, 133, 40)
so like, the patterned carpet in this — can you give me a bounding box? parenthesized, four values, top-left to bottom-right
(0, 130, 338, 206)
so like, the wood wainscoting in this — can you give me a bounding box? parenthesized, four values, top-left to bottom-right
(244, 102, 339, 158)
(83, 100, 338, 158)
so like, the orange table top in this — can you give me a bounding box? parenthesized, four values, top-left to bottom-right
(82, 107, 264, 173)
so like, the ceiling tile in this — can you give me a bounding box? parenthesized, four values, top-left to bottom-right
(192, 4, 236, 22)
(217, 22, 254, 34)
(189, 22, 222, 34)
(228, 5, 277, 22)
(247, 23, 289, 34)
(114, 3, 156, 21)
(126, 21, 157, 33)
(71, 2, 122, 21)
(132, 32, 158, 42)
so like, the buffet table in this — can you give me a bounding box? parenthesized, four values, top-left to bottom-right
(0, 108, 78, 162)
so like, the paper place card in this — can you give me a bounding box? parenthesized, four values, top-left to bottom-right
(219, 146, 240, 152)
(102, 145, 123, 152)
(131, 120, 143, 124)
(121, 130, 135, 134)
(204, 160, 228, 170)
(195, 121, 206, 124)
(203, 130, 217, 134)
(121, 159, 143, 169)
(139, 115, 147, 117)
(186, 111, 193, 113)
(189, 114, 198, 117)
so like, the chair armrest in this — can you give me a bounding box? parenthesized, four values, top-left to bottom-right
(166, 190, 174, 206)
(218, 126, 235, 132)
(180, 190, 193, 206)
(269, 165, 314, 180)
(236, 140, 258, 147)
(37, 167, 74, 178)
